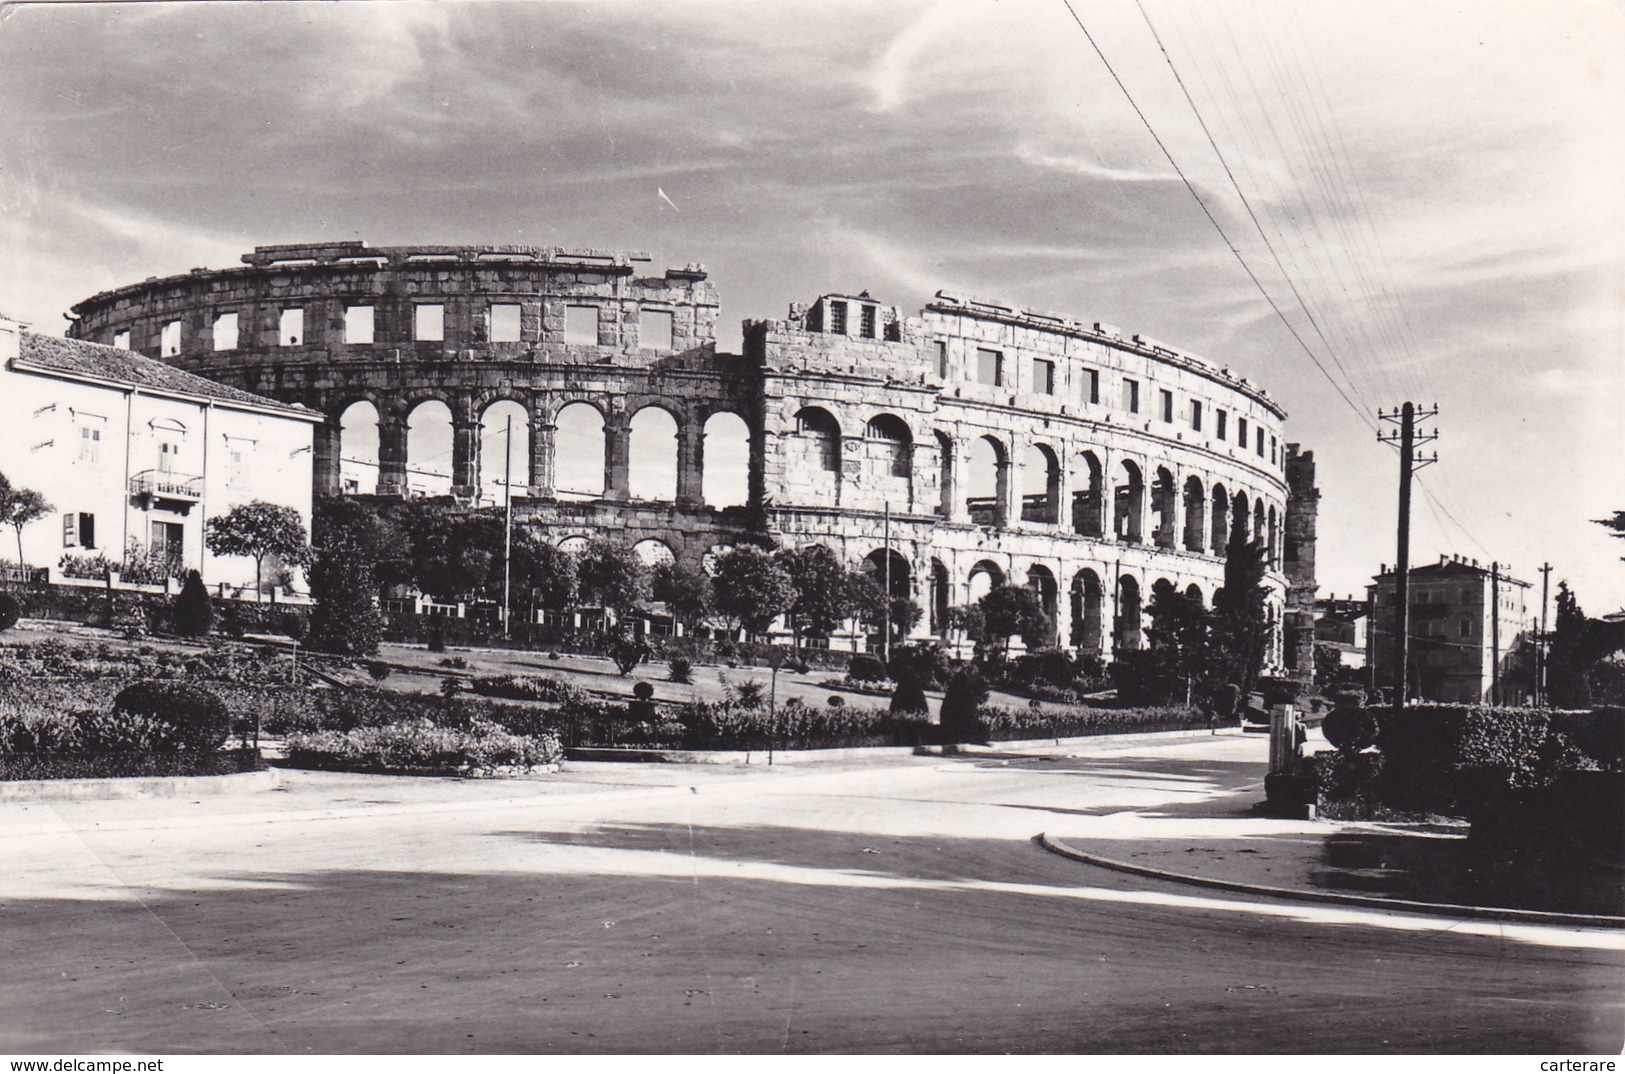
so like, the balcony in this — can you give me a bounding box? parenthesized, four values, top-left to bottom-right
(129, 470, 203, 503)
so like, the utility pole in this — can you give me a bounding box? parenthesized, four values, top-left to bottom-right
(502, 415, 513, 639)
(1490, 560, 1501, 705)
(1537, 562, 1552, 706)
(1378, 402, 1439, 713)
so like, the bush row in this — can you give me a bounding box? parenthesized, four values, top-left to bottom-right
(0, 748, 266, 783)
(284, 719, 561, 776)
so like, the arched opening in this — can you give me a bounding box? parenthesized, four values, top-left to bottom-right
(478, 400, 530, 507)
(632, 539, 675, 567)
(558, 535, 591, 556)
(1115, 574, 1143, 651)
(628, 406, 679, 502)
(1232, 492, 1251, 548)
(405, 399, 453, 498)
(1072, 451, 1105, 537)
(1151, 466, 1177, 549)
(1182, 476, 1206, 552)
(1114, 460, 1144, 544)
(1185, 583, 1204, 606)
(703, 411, 750, 508)
(1210, 483, 1229, 555)
(338, 400, 379, 496)
(967, 559, 1004, 604)
(935, 431, 956, 518)
(793, 407, 842, 476)
(929, 558, 950, 634)
(966, 436, 1006, 526)
(1255, 496, 1268, 549)
(1020, 443, 1061, 525)
(1025, 564, 1059, 647)
(702, 544, 734, 576)
(865, 414, 913, 479)
(1070, 569, 1104, 652)
(864, 547, 912, 602)
(555, 402, 606, 499)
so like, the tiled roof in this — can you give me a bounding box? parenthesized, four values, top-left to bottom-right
(16, 332, 318, 418)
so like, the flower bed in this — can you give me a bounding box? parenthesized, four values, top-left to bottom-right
(285, 718, 562, 776)
(817, 677, 894, 698)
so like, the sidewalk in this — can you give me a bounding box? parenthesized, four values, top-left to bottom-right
(1035, 735, 1625, 929)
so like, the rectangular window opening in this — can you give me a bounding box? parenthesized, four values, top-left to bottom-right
(160, 320, 182, 358)
(78, 424, 102, 464)
(279, 308, 304, 347)
(935, 341, 949, 379)
(1083, 368, 1100, 404)
(212, 312, 239, 352)
(1032, 358, 1055, 395)
(828, 301, 847, 335)
(1191, 399, 1203, 432)
(489, 303, 521, 343)
(1123, 378, 1140, 413)
(415, 303, 444, 342)
(1159, 389, 1174, 423)
(1238, 417, 1248, 448)
(976, 348, 1003, 386)
(345, 305, 374, 345)
(1256, 427, 1265, 456)
(113, 330, 131, 351)
(564, 305, 598, 346)
(1216, 409, 1228, 439)
(859, 305, 877, 339)
(640, 309, 673, 352)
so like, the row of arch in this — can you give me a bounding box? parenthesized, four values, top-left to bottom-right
(336, 397, 751, 508)
(790, 405, 1284, 563)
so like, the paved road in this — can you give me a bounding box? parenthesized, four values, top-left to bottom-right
(3, 737, 1621, 1054)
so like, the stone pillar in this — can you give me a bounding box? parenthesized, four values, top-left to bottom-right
(1052, 454, 1071, 530)
(994, 457, 1014, 528)
(311, 417, 342, 497)
(451, 418, 481, 499)
(604, 419, 631, 501)
(377, 415, 408, 497)
(529, 418, 555, 498)
(676, 418, 705, 508)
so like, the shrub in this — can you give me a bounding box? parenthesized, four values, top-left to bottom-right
(77, 709, 171, 753)
(889, 670, 930, 716)
(978, 703, 1203, 741)
(1308, 750, 1386, 819)
(173, 570, 214, 638)
(1010, 648, 1077, 690)
(940, 666, 989, 744)
(112, 681, 231, 754)
(0, 748, 265, 782)
(848, 654, 889, 683)
(668, 657, 693, 684)
(734, 681, 767, 709)
(888, 644, 950, 688)
(1, 709, 84, 754)
(0, 594, 19, 632)
(1321, 702, 1378, 753)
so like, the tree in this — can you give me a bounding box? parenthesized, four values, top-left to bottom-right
(777, 545, 851, 645)
(0, 472, 52, 568)
(847, 567, 922, 645)
(205, 501, 310, 603)
(889, 669, 930, 716)
(939, 666, 990, 744)
(1144, 579, 1212, 704)
(306, 498, 398, 656)
(1544, 581, 1625, 708)
(394, 504, 496, 602)
(978, 584, 1051, 659)
(1210, 514, 1270, 698)
(1595, 510, 1625, 560)
(945, 604, 986, 654)
(173, 569, 214, 637)
(650, 559, 712, 634)
(574, 537, 649, 622)
(510, 530, 578, 614)
(711, 545, 795, 636)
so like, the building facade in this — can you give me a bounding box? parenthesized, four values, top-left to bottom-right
(64, 242, 1316, 659)
(1365, 557, 1536, 704)
(1, 312, 320, 592)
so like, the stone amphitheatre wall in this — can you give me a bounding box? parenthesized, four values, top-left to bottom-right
(67, 243, 1315, 662)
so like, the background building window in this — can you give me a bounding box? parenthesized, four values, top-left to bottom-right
(77, 423, 102, 464)
(113, 330, 130, 351)
(1238, 417, 1248, 447)
(63, 512, 95, 549)
(1216, 409, 1228, 439)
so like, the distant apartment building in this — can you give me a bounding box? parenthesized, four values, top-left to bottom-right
(0, 312, 320, 592)
(1366, 556, 1536, 704)
(1315, 594, 1370, 671)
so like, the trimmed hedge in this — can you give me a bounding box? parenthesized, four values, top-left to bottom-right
(980, 703, 1206, 742)
(469, 673, 588, 704)
(0, 747, 265, 782)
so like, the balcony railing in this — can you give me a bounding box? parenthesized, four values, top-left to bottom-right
(129, 470, 203, 501)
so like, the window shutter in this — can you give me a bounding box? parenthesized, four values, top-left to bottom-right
(63, 513, 78, 547)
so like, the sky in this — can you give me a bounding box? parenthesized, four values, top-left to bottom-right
(1, 0, 1622, 611)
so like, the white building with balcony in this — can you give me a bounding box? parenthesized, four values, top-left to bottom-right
(0, 312, 321, 592)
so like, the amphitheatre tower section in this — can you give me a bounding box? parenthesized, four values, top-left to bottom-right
(748, 290, 1296, 661)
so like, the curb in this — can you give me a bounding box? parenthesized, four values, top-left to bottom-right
(1037, 831, 1625, 930)
(0, 767, 279, 803)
